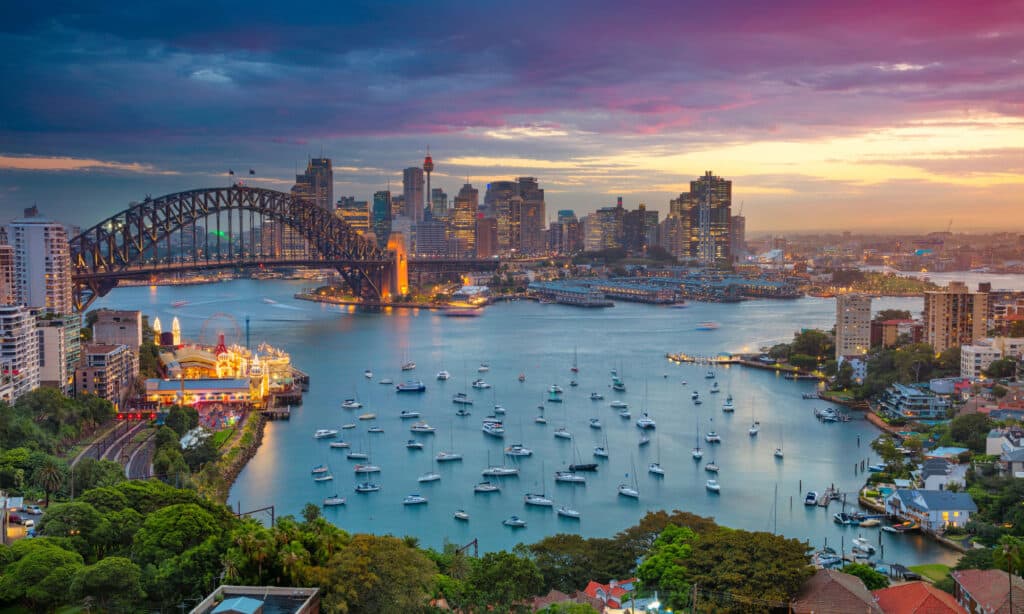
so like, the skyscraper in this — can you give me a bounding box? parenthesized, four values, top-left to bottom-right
(924, 281, 989, 352)
(7, 209, 73, 315)
(336, 197, 370, 234)
(484, 181, 516, 253)
(667, 171, 732, 266)
(0, 304, 40, 401)
(372, 191, 393, 249)
(730, 214, 747, 264)
(293, 158, 333, 210)
(475, 217, 497, 258)
(403, 167, 425, 223)
(451, 188, 478, 258)
(835, 294, 872, 359)
(516, 177, 546, 255)
(0, 244, 14, 306)
(431, 188, 448, 218)
(483, 178, 547, 255)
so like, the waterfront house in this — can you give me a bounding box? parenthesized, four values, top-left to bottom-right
(951, 569, 1024, 614)
(582, 578, 636, 609)
(790, 569, 882, 614)
(873, 581, 966, 613)
(885, 489, 977, 532)
(878, 383, 950, 421)
(918, 458, 967, 491)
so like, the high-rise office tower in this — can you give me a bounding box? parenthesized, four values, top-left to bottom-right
(8, 208, 72, 315)
(516, 177, 546, 255)
(335, 197, 370, 234)
(622, 203, 659, 253)
(292, 158, 334, 210)
(484, 181, 516, 252)
(451, 192, 478, 258)
(924, 281, 989, 352)
(835, 294, 872, 359)
(0, 304, 40, 401)
(403, 167, 425, 223)
(474, 217, 497, 258)
(668, 171, 732, 266)
(730, 214, 746, 264)
(431, 188, 448, 218)
(372, 191, 393, 249)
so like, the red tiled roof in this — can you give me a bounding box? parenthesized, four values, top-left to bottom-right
(792, 569, 883, 614)
(873, 581, 965, 613)
(953, 569, 1024, 614)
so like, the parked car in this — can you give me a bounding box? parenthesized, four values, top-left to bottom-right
(25, 505, 42, 515)
(7, 513, 23, 524)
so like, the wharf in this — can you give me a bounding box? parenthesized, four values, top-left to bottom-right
(263, 406, 291, 420)
(665, 351, 827, 381)
(291, 367, 310, 390)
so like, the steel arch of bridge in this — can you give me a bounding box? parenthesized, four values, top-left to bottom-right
(70, 185, 394, 311)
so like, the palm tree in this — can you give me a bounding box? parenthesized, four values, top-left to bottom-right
(33, 458, 66, 505)
(994, 535, 1023, 613)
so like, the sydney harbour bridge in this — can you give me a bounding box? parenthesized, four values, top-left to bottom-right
(69, 185, 498, 311)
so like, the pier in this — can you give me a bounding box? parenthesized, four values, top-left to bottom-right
(263, 406, 292, 420)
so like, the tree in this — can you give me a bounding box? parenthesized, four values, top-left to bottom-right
(302, 502, 321, 523)
(956, 547, 995, 570)
(791, 329, 834, 361)
(985, 358, 1017, 379)
(637, 524, 697, 611)
(132, 503, 221, 567)
(835, 362, 855, 389)
(789, 353, 819, 371)
(994, 535, 1024, 576)
(329, 534, 437, 613)
(525, 534, 626, 593)
(949, 413, 993, 453)
(467, 550, 544, 611)
(73, 556, 146, 610)
(685, 528, 813, 611)
(37, 501, 112, 560)
(164, 405, 199, 436)
(32, 455, 67, 505)
(0, 539, 85, 611)
(874, 309, 912, 322)
(842, 563, 890, 590)
(540, 604, 600, 613)
(937, 346, 962, 376)
(768, 344, 791, 360)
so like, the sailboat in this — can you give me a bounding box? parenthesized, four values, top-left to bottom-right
(617, 457, 640, 498)
(524, 461, 554, 507)
(570, 345, 579, 373)
(774, 428, 784, 459)
(722, 393, 735, 412)
(313, 460, 334, 482)
(692, 417, 704, 460)
(648, 433, 665, 476)
(749, 398, 760, 436)
(482, 450, 520, 476)
(704, 417, 721, 443)
(492, 388, 506, 415)
(594, 431, 609, 459)
(419, 440, 441, 482)
(557, 477, 581, 519)
(436, 422, 463, 462)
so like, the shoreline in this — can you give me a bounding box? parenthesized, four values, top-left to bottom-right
(294, 292, 481, 311)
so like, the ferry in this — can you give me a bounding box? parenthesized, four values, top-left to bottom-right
(396, 380, 427, 393)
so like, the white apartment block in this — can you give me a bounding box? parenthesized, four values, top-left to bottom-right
(961, 337, 1024, 379)
(835, 293, 872, 359)
(8, 212, 73, 316)
(0, 304, 40, 401)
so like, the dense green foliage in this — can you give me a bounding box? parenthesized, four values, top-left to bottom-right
(852, 343, 959, 399)
(874, 309, 913, 322)
(985, 358, 1018, 379)
(842, 563, 890, 590)
(0, 388, 114, 455)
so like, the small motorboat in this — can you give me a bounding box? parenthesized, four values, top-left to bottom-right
(619, 409, 632, 419)
(569, 380, 578, 387)
(354, 482, 380, 493)
(379, 378, 393, 385)
(557, 506, 581, 519)
(692, 446, 703, 460)
(834, 512, 857, 525)
(417, 472, 441, 483)
(589, 418, 602, 429)
(353, 464, 381, 474)
(705, 479, 721, 493)
(860, 518, 881, 528)
(610, 400, 628, 409)
(403, 493, 428, 505)
(691, 391, 700, 400)
(311, 464, 329, 475)
(367, 426, 384, 434)
(749, 422, 760, 436)
(851, 537, 876, 554)
(437, 370, 451, 380)
(409, 421, 436, 433)
(399, 410, 421, 419)
(341, 423, 357, 430)
(805, 491, 819, 506)
(357, 413, 376, 420)
(774, 447, 784, 459)
(705, 370, 716, 379)
(590, 392, 604, 400)
(636, 414, 656, 429)
(405, 439, 424, 450)
(867, 464, 886, 473)
(548, 384, 563, 394)
(518, 373, 526, 382)
(648, 462, 665, 476)
(494, 404, 506, 415)
(704, 431, 721, 443)
(364, 369, 373, 379)
(453, 393, 473, 406)
(553, 427, 572, 440)
(704, 461, 719, 473)
(638, 435, 651, 447)
(323, 495, 346, 506)
(535, 415, 547, 424)
(396, 380, 427, 393)
(710, 382, 720, 394)
(341, 399, 362, 409)
(504, 444, 533, 457)
(474, 481, 500, 493)
(503, 515, 527, 528)
(593, 446, 609, 458)
(471, 379, 491, 389)
(347, 451, 368, 460)
(329, 441, 350, 449)
(314, 429, 339, 439)
(454, 509, 470, 521)
(455, 408, 471, 417)
(478, 363, 490, 372)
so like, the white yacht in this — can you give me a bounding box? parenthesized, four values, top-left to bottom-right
(436, 370, 451, 380)
(554, 471, 586, 484)
(311, 464, 328, 475)
(706, 479, 721, 493)
(405, 439, 424, 450)
(474, 481, 500, 493)
(314, 429, 339, 439)
(749, 421, 760, 436)
(367, 426, 384, 434)
(504, 444, 533, 457)
(482, 465, 519, 477)
(346, 451, 368, 460)
(478, 363, 490, 372)
(354, 482, 380, 493)
(618, 483, 639, 499)
(503, 515, 527, 528)
(452, 392, 473, 405)
(557, 506, 581, 519)
(705, 461, 720, 473)
(409, 422, 436, 433)
(329, 441, 350, 449)
(403, 493, 428, 505)
(436, 451, 463, 462)
(341, 423, 356, 430)
(610, 400, 628, 409)
(401, 361, 416, 371)
(524, 493, 554, 507)
(399, 410, 421, 419)
(648, 462, 665, 476)
(341, 399, 362, 410)
(636, 414, 656, 429)
(471, 379, 491, 389)
(353, 463, 381, 474)
(379, 378, 393, 385)
(589, 418, 602, 429)
(553, 427, 572, 440)
(722, 395, 735, 412)
(323, 495, 346, 506)
(417, 471, 441, 483)
(704, 431, 721, 443)
(454, 510, 470, 521)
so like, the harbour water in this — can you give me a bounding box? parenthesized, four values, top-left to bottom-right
(95, 280, 959, 566)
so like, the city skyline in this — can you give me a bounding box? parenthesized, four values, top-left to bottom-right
(1, 1, 1022, 231)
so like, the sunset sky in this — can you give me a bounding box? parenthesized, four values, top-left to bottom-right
(1, 1, 1021, 232)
